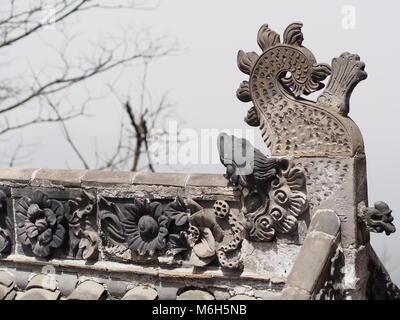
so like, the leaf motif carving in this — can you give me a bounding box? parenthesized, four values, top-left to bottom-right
(283, 22, 304, 45)
(237, 50, 259, 75)
(257, 24, 280, 51)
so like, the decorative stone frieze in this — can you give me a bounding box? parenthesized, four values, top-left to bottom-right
(0, 20, 397, 300)
(0, 187, 12, 255)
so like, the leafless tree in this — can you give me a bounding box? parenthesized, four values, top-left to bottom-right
(0, 0, 179, 170)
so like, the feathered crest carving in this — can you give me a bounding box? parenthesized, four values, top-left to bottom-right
(236, 22, 367, 157)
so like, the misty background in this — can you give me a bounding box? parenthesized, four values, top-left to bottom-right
(1, 0, 399, 283)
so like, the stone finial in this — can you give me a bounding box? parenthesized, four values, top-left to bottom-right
(236, 22, 366, 157)
(358, 201, 396, 235)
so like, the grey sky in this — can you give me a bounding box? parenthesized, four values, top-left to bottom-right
(1, 0, 400, 282)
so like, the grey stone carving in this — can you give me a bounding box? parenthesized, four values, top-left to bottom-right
(65, 191, 99, 260)
(218, 133, 308, 242)
(187, 199, 245, 269)
(100, 195, 244, 269)
(100, 196, 189, 258)
(15, 190, 66, 258)
(358, 201, 396, 235)
(236, 22, 366, 157)
(0, 187, 12, 255)
(317, 52, 367, 116)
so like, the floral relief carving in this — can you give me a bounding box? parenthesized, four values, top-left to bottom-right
(16, 190, 66, 258)
(65, 191, 99, 260)
(99, 196, 244, 269)
(99, 196, 189, 258)
(0, 187, 12, 255)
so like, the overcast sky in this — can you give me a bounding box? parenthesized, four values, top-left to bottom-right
(1, 0, 400, 283)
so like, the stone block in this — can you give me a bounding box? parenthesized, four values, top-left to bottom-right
(284, 232, 336, 293)
(294, 157, 361, 247)
(132, 172, 188, 187)
(185, 174, 229, 187)
(32, 169, 87, 187)
(241, 240, 300, 278)
(82, 170, 134, 186)
(0, 168, 37, 184)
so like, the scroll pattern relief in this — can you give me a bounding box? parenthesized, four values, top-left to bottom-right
(65, 191, 99, 260)
(0, 187, 12, 255)
(99, 196, 245, 269)
(217, 133, 308, 242)
(237, 22, 367, 156)
(15, 190, 99, 259)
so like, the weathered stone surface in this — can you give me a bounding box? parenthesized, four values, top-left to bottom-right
(342, 245, 369, 299)
(26, 274, 58, 292)
(58, 273, 78, 296)
(68, 280, 106, 300)
(0, 270, 13, 287)
(281, 211, 341, 299)
(308, 209, 341, 236)
(103, 279, 128, 298)
(122, 286, 158, 300)
(228, 294, 257, 300)
(241, 240, 300, 278)
(185, 174, 229, 187)
(0, 271, 16, 300)
(254, 290, 281, 300)
(280, 287, 311, 300)
(0, 284, 16, 300)
(82, 170, 134, 186)
(8, 268, 30, 289)
(156, 283, 179, 300)
(18, 288, 60, 300)
(132, 172, 188, 187)
(0, 20, 395, 302)
(283, 232, 336, 294)
(32, 169, 87, 187)
(270, 277, 286, 285)
(0, 168, 37, 184)
(294, 157, 360, 248)
(177, 290, 215, 300)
